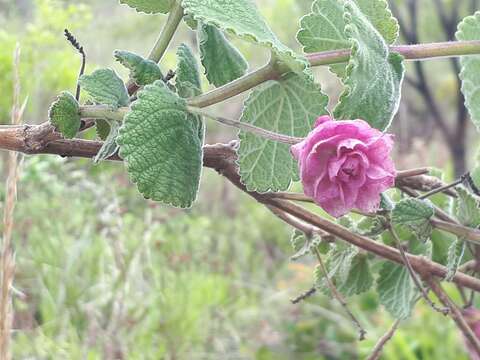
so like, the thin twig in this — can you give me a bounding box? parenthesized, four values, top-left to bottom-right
(290, 287, 316, 304)
(187, 106, 303, 145)
(417, 176, 465, 200)
(366, 319, 401, 360)
(314, 248, 367, 340)
(389, 227, 448, 314)
(64, 29, 86, 101)
(427, 278, 480, 357)
(396, 168, 430, 179)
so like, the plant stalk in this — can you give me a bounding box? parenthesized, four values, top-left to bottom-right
(188, 40, 480, 109)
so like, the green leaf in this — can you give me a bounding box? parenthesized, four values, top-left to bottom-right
(94, 120, 120, 164)
(48, 91, 81, 139)
(355, 0, 399, 44)
(392, 198, 434, 241)
(119, 0, 173, 14)
(96, 119, 111, 141)
(198, 23, 248, 87)
(297, 0, 399, 76)
(455, 186, 480, 227)
(290, 229, 317, 261)
(175, 44, 204, 141)
(114, 50, 163, 86)
(238, 73, 328, 192)
(79, 69, 129, 108)
(315, 244, 358, 295)
(176, 44, 202, 98)
(117, 80, 203, 208)
(333, 1, 404, 130)
(445, 238, 466, 281)
(181, 0, 309, 75)
(337, 254, 373, 296)
(377, 261, 416, 319)
(456, 12, 480, 130)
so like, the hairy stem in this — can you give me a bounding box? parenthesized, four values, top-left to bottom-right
(187, 107, 302, 145)
(188, 40, 480, 108)
(147, 2, 184, 63)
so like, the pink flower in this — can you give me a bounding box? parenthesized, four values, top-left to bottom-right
(291, 115, 396, 218)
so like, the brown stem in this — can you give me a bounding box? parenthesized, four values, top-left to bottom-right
(389, 227, 447, 314)
(366, 319, 401, 360)
(3, 126, 480, 292)
(313, 248, 367, 340)
(427, 278, 480, 357)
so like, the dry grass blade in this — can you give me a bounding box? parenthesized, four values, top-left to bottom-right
(0, 44, 25, 360)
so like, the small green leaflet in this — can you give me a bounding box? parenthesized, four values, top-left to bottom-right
(333, 1, 404, 131)
(48, 91, 81, 139)
(79, 69, 129, 108)
(456, 12, 480, 130)
(96, 119, 111, 141)
(336, 254, 373, 297)
(117, 80, 203, 208)
(455, 186, 480, 227)
(238, 73, 328, 192)
(290, 229, 322, 261)
(114, 50, 163, 86)
(176, 44, 202, 98)
(377, 261, 416, 319)
(445, 237, 466, 281)
(392, 198, 434, 241)
(181, 0, 309, 75)
(119, 0, 173, 14)
(94, 120, 121, 164)
(198, 23, 248, 87)
(175, 44, 204, 141)
(297, 0, 399, 76)
(315, 244, 360, 296)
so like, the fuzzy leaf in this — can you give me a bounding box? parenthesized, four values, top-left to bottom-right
(181, 0, 309, 75)
(445, 238, 466, 281)
(94, 120, 120, 164)
(333, 1, 404, 130)
(337, 254, 373, 296)
(238, 73, 328, 192)
(48, 91, 81, 139)
(175, 44, 204, 141)
(114, 50, 163, 86)
(117, 80, 203, 208)
(392, 198, 434, 241)
(456, 12, 480, 130)
(176, 44, 202, 98)
(455, 186, 480, 228)
(290, 229, 318, 261)
(79, 69, 129, 108)
(315, 245, 358, 295)
(377, 261, 416, 319)
(297, 0, 399, 76)
(119, 0, 173, 14)
(96, 119, 111, 141)
(198, 23, 248, 87)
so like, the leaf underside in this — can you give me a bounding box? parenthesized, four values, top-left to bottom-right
(238, 73, 329, 192)
(114, 50, 163, 86)
(333, 1, 404, 131)
(79, 68, 130, 108)
(181, 0, 309, 75)
(119, 0, 173, 14)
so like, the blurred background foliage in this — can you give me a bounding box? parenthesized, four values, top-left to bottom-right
(0, 0, 479, 358)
